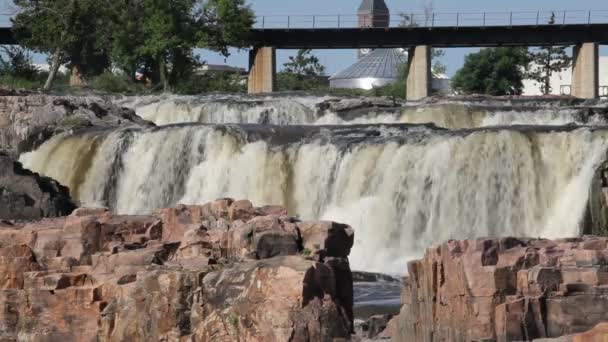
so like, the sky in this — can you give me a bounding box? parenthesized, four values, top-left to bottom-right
(202, 0, 608, 77)
(0, 0, 606, 77)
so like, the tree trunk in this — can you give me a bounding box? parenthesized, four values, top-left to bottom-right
(69, 64, 87, 87)
(543, 54, 551, 95)
(159, 57, 169, 92)
(43, 47, 62, 92)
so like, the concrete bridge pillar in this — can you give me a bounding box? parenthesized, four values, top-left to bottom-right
(406, 45, 432, 101)
(248, 47, 276, 94)
(572, 42, 599, 99)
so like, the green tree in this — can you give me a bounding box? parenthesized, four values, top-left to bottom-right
(283, 49, 325, 76)
(278, 49, 327, 91)
(452, 48, 529, 96)
(109, 0, 253, 92)
(525, 13, 571, 95)
(12, 0, 111, 90)
(0, 46, 38, 80)
(431, 49, 447, 75)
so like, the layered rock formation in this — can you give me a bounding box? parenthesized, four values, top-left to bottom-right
(0, 199, 354, 341)
(392, 237, 608, 342)
(0, 152, 76, 220)
(0, 95, 153, 157)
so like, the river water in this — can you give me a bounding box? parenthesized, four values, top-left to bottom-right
(20, 94, 608, 275)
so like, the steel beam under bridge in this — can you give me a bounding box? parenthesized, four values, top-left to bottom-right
(0, 28, 16, 45)
(249, 24, 608, 49)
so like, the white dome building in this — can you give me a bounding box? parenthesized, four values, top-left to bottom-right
(329, 48, 408, 90)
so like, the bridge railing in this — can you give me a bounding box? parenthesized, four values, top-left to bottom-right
(253, 10, 608, 29)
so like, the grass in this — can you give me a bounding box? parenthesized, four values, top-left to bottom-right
(90, 71, 133, 93)
(0, 75, 43, 90)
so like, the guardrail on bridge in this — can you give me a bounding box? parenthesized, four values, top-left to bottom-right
(254, 10, 608, 29)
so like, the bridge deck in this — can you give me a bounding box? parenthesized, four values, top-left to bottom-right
(250, 24, 608, 49)
(1, 23, 607, 49)
(0, 28, 15, 45)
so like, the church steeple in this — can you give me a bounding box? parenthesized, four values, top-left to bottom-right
(357, 0, 390, 58)
(358, 0, 390, 15)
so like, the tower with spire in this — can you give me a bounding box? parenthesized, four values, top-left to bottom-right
(357, 0, 390, 58)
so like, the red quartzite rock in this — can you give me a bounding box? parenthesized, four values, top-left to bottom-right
(0, 199, 354, 342)
(389, 237, 608, 342)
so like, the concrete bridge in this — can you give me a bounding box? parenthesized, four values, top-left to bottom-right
(0, 10, 606, 100)
(248, 10, 608, 100)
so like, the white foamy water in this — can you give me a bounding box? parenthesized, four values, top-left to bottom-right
(117, 95, 606, 129)
(20, 124, 608, 274)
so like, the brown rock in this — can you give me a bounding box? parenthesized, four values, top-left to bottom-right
(228, 199, 254, 221)
(0, 154, 76, 220)
(298, 221, 355, 259)
(393, 237, 608, 342)
(195, 256, 351, 341)
(0, 199, 354, 341)
(0, 95, 154, 157)
(571, 322, 608, 342)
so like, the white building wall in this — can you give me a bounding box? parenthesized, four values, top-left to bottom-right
(522, 56, 608, 97)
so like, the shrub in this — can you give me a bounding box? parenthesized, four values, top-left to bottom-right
(174, 73, 246, 95)
(0, 75, 42, 90)
(91, 72, 132, 93)
(0, 46, 38, 80)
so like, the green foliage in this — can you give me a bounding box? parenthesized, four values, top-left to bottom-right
(109, 0, 253, 91)
(198, 0, 255, 56)
(0, 75, 41, 90)
(12, 0, 111, 87)
(90, 72, 133, 93)
(0, 72, 70, 91)
(174, 72, 246, 95)
(278, 50, 328, 92)
(283, 49, 325, 76)
(0, 48, 70, 90)
(525, 13, 571, 95)
(452, 48, 530, 96)
(276, 73, 328, 92)
(0, 46, 38, 80)
(432, 49, 447, 75)
(12, 0, 254, 92)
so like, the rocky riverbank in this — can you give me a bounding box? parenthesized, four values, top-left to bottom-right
(0, 152, 75, 220)
(0, 198, 354, 341)
(0, 95, 152, 158)
(387, 237, 608, 341)
(3, 93, 608, 341)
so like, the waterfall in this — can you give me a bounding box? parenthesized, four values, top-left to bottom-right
(117, 95, 606, 129)
(400, 104, 606, 128)
(20, 123, 608, 274)
(118, 95, 332, 125)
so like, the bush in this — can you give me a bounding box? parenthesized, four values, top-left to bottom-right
(452, 47, 529, 96)
(0, 46, 38, 80)
(0, 75, 42, 90)
(91, 72, 132, 93)
(174, 72, 246, 95)
(276, 72, 329, 92)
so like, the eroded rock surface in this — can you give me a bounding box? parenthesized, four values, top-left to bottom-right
(0, 95, 153, 157)
(391, 237, 608, 342)
(0, 199, 354, 341)
(0, 152, 76, 220)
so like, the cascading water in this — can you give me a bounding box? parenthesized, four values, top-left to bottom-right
(20, 120, 608, 274)
(117, 95, 607, 129)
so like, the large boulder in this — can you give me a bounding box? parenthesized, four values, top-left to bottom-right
(0, 153, 76, 220)
(391, 237, 608, 342)
(0, 199, 354, 341)
(0, 95, 153, 157)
